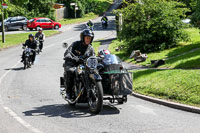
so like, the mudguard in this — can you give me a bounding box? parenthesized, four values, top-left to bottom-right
(89, 73, 102, 82)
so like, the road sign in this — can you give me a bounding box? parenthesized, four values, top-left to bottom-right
(75, 7, 78, 10)
(2, 3, 8, 9)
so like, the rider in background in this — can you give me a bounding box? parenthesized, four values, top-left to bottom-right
(21, 34, 37, 64)
(86, 19, 94, 30)
(35, 28, 45, 52)
(101, 14, 108, 27)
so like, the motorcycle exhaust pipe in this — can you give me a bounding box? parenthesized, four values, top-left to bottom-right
(65, 89, 83, 104)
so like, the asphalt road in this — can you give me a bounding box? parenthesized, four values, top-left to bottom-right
(0, 2, 200, 133)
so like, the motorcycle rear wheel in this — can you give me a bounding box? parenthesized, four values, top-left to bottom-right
(88, 81, 103, 114)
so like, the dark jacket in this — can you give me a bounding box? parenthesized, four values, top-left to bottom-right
(87, 21, 94, 27)
(24, 39, 37, 49)
(101, 16, 108, 22)
(64, 41, 95, 66)
(35, 32, 45, 41)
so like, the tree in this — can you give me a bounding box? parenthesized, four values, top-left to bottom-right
(116, 0, 189, 52)
(191, 0, 200, 28)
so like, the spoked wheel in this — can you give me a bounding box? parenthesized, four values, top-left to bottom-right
(88, 81, 103, 114)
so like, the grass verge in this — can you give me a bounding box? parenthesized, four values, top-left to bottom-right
(133, 69, 200, 107)
(109, 28, 200, 68)
(0, 30, 60, 49)
(109, 28, 200, 107)
(92, 41, 101, 54)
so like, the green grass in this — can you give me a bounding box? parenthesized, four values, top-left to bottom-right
(133, 69, 200, 107)
(0, 30, 60, 49)
(92, 41, 100, 55)
(109, 28, 200, 107)
(109, 28, 200, 68)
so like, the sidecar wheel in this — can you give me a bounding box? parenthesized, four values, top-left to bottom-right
(88, 81, 103, 114)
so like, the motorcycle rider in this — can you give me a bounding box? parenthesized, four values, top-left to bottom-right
(21, 34, 37, 64)
(101, 14, 108, 28)
(63, 29, 95, 99)
(35, 28, 45, 52)
(86, 19, 94, 30)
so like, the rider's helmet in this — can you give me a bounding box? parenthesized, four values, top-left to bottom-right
(98, 49, 110, 56)
(80, 29, 94, 44)
(28, 34, 34, 39)
(39, 28, 43, 31)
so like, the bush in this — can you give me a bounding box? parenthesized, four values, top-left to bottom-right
(116, 0, 190, 53)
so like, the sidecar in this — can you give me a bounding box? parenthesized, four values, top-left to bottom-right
(99, 54, 133, 104)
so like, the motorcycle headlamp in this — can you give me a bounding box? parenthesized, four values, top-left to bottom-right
(86, 57, 98, 69)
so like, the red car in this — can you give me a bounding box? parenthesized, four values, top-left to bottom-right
(27, 17, 61, 31)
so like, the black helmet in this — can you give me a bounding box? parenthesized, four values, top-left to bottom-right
(28, 34, 34, 38)
(80, 29, 94, 44)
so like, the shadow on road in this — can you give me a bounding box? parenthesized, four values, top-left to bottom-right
(23, 103, 120, 118)
(5, 67, 24, 71)
(73, 20, 116, 32)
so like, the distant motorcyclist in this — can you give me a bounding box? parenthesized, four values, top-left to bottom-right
(86, 19, 94, 31)
(101, 14, 108, 28)
(63, 29, 95, 99)
(35, 28, 45, 52)
(21, 34, 37, 64)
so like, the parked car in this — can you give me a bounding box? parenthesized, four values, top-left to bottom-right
(27, 17, 62, 31)
(0, 16, 28, 31)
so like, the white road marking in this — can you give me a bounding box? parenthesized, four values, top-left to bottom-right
(0, 37, 74, 133)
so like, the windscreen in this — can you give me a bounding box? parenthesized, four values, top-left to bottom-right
(102, 54, 122, 65)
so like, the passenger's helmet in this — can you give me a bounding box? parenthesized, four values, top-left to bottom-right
(39, 28, 43, 31)
(28, 34, 34, 38)
(98, 49, 110, 56)
(80, 29, 94, 44)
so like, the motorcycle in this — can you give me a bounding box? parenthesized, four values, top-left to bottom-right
(60, 43, 103, 114)
(35, 39, 40, 54)
(98, 54, 133, 104)
(22, 46, 35, 69)
(85, 23, 94, 31)
(35, 36, 44, 54)
(101, 20, 108, 29)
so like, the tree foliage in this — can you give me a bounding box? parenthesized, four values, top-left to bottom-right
(56, 0, 112, 18)
(116, 0, 189, 53)
(2, 0, 56, 20)
(191, 0, 200, 28)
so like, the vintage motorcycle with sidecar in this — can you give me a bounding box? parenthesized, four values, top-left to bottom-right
(97, 51, 133, 104)
(60, 43, 133, 114)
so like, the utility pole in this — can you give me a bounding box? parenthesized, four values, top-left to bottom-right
(1, 0, 5, 43)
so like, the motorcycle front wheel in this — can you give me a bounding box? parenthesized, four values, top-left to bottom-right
(88, 81, 103, 114)
(24, 57, 28, 69)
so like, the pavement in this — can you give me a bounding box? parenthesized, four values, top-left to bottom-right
(0, 1, 200, 133)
